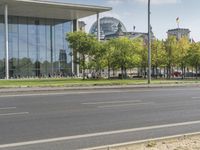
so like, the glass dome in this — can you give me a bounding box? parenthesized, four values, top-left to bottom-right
(89, 17, 127, 37)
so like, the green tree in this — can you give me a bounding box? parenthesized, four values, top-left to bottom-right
(139, 45, 148, 78)
(165, 36, 178, 79)
(88, 41, 106, 78)
(177, 37, 190, 79)
(66, 31, 97, 80)
(130, 38, 143, 68)
(100, 41, 115, 78)
(151, 40, 167, 78)
(187, 42, 200, 79)
(108, 37, 142, 79)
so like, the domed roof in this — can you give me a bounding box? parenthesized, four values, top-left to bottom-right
(89, 17, 127, 37)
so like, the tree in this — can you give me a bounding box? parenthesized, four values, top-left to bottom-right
(139, 44, 148, 78)
(88, 41, 106, 78)
(151, 40, 167, 78)
(177, 37, 190, 79)
(165, 36, 178, 79)
(187, 42, 200, 79)
(130, 38, 143, 68)
(100, 41, 115, 79)
(108, 37, 142, 79)
(66, 31, 97, 80)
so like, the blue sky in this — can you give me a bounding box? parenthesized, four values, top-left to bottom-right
(52, 0, 200, 41)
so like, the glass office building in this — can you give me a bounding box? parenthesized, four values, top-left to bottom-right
(0, 16, 73, 78)
(0, 0, 111, 79)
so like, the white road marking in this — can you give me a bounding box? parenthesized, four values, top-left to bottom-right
(0, 107, 16, 110)
(0, 112, 29, 116)
(82, 100, 142, 105)
(98, 102, 151, 108)
(1, 120, 200, 148)
(192, 97, 200, 99)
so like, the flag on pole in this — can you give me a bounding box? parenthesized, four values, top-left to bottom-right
(192, 38, 195, 43)
(176, 17, 180, 28)
(133, 26, 136, 31)
(176, 17, 180, 23)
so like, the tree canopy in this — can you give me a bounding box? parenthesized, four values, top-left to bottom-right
(66, 32, 200, 80)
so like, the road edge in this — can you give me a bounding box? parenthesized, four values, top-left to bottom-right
(80, 132, 200, 150)
(0, 83, 200, 94)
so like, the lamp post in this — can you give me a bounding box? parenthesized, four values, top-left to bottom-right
(148, 0, 151, 84)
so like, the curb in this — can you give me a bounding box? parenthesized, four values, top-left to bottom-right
(79, 132, 200, 150)
(0, 83, 200, 94)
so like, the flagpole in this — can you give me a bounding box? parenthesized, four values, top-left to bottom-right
(176, 17, 180, 29)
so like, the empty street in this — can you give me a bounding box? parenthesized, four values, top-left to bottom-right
(0, 87, 200, 149)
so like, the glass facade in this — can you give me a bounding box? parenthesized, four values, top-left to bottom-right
(90, 17, 127, 36)
(0, 16, 73, 78)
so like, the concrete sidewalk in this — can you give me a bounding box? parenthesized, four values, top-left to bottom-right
(0, 83, 200, 94)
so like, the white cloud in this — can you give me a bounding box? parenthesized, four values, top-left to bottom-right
(107, 0, 131, 5)
(107, 0, 181, 5)
(80, 11, 121, 33)
(135, 0, 181, 5)
(107, 0, 123, 5)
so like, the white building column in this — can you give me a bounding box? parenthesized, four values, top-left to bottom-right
(4, 4, 9, 79)
(73, 19, 80, 77)
(97, 12, 100, 41)
(71, 22, 74, 76)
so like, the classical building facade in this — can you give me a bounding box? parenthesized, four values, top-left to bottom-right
(0, 0, 111, 79)
(167, 28, 190, 40)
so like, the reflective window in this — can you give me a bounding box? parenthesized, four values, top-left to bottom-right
(0, 16, 5, 78)
(19, 17, 29, 77)
(0, 16, 73, 78)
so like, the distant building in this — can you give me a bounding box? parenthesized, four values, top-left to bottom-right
(104, 22, 155, 44)
(90, 17, 155, 42)
(127, 31, 155, 43)
(78, 21, 86, 31)
(167, 28, 190, 40)
(90, 17, 127, 40)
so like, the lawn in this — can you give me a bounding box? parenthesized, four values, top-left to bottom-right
(0, 78, 199, 88)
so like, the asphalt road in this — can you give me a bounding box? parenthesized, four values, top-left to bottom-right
(1, 87, 200, 149)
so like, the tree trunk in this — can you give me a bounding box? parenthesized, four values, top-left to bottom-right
(112, 67, 115, 77)
(168, 64, 171, 79)
(144, 67, 147, 79)
(152, 66, 155, 79)
(196, 65, 198, 80)
(156, 65, 158, 79)
(121, 66, 124, 80)
(164, 67, 166, 79)
(181, 64, 184, 80)
(125, 67, 127, 79)
(192, 67, 194, 79)
(82, 55, 86, 80)
(108, 64, 111, 79)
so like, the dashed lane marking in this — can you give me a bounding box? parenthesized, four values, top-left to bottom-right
(0, 112, 29, 116)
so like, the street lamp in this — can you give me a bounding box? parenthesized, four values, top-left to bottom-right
(148, 0, 151, 84)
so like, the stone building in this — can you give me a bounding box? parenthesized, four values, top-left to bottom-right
(167, 28, 190, 40)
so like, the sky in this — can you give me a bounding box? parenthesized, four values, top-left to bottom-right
(51, 0, 200, 41)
